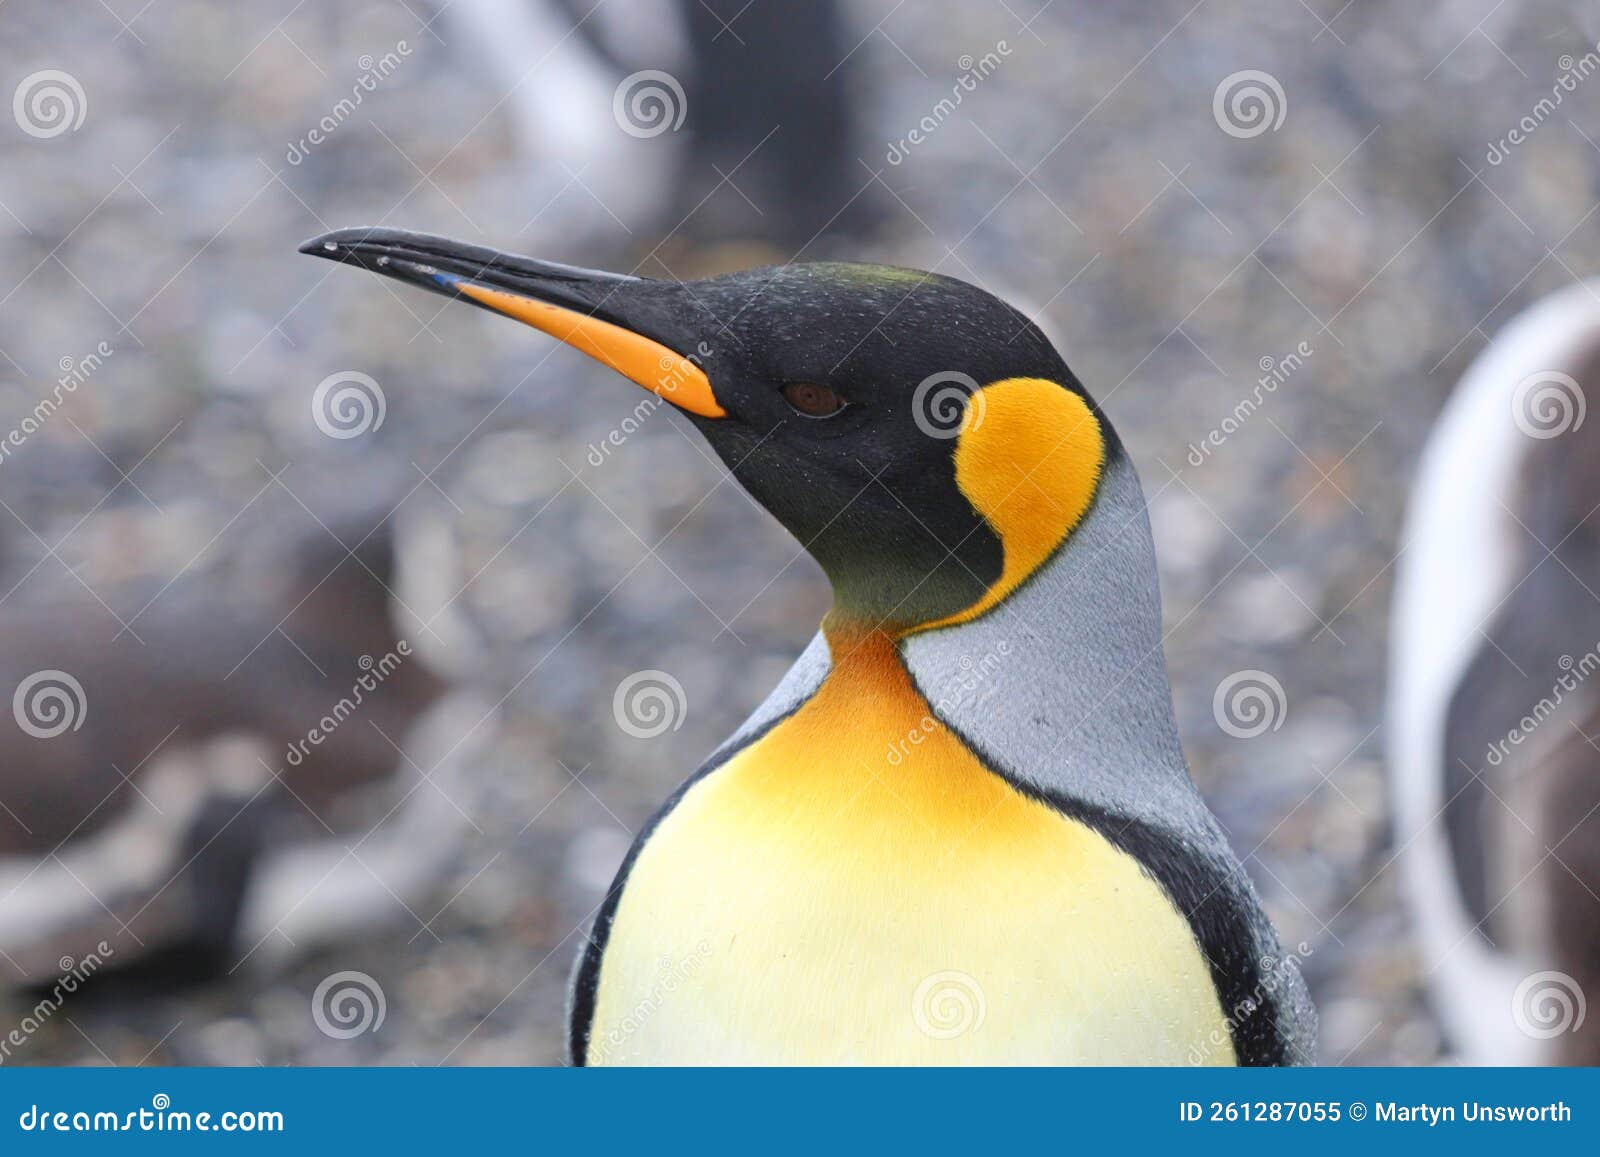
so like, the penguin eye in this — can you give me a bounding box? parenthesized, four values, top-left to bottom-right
(781, 381, 847, 418)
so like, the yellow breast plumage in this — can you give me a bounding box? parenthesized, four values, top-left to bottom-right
(586, 627, 1232, 1066)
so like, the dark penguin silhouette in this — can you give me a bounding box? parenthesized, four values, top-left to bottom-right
(435, 0, 878, 253)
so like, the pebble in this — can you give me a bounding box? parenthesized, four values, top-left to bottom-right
(8, 0, 1596, 1068)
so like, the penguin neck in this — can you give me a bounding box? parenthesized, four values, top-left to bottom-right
(812, 448, 1181, 762)
(817, 615, 914, 685)
(815, 618, 922, 717)
(895, 449, 1190, 794)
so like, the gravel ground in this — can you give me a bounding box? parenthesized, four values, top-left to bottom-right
(2, 0, 1599, 1066)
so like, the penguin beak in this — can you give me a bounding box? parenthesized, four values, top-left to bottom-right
(297, 227, 725, 419)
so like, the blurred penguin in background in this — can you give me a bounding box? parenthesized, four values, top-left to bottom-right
(437, 0, 880, 264)
(1390, 281, 1600, 1065)
(0, 501, 496, 988)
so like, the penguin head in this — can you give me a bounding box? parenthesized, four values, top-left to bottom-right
(301, 230, 1112, 634)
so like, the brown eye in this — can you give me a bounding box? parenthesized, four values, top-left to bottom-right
(781, 381, 847, 418)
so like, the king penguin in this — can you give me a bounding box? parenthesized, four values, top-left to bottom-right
(300, 227, 1317, 1066)
(1390, 279, 1600, 1065)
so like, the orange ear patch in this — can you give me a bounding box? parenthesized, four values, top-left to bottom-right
(914, 377, 1105, 633)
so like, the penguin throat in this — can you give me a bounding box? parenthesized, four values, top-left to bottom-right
(739, 619, 982, 822)
(820, 617, 904, 665)
(811, 620, 951, 737)
(820, 608, 933, 657)
(821, 572, 983, 641)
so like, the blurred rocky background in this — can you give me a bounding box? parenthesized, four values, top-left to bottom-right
(0, 0, 1597, 1065)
